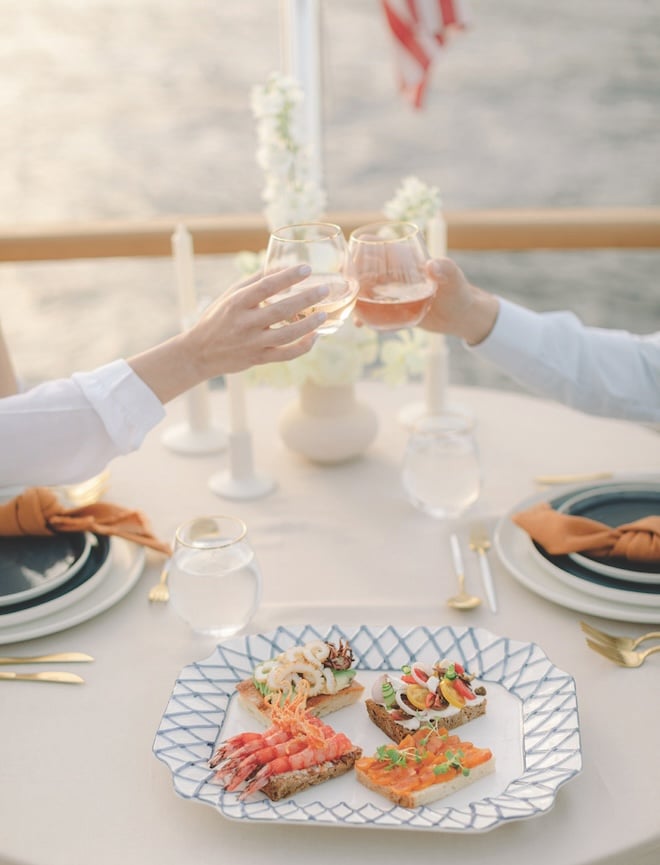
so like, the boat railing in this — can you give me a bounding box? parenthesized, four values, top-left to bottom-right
(1, 207, 659, 262)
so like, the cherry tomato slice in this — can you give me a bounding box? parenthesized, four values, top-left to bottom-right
(440, 679, 466, 709)
(452, 677, 475, 701)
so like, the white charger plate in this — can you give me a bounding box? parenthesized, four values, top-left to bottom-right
(153, 623, 582, 834)
(495, 486, 660, 624)
(0, 537, 145, 645)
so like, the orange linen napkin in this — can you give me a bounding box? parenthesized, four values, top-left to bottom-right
(0, 487, 172, 555)
(512, 502, 660, 564)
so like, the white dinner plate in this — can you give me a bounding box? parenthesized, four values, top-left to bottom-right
(495, 483, 660, 624)
(153, 624, 582, 834)
(556, 481, 660, 585)
(0, 531, 93, 607)
(0, 537, 145, 645)
(528, 542, 660, 609)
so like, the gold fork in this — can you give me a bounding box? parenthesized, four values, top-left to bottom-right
(585, 639, 660, 667)
(148, 561, 170, 603)
(580, 620, 660, 650)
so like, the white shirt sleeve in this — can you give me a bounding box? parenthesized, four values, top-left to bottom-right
(469, 298, 660, 422)
(0, 359, 165, 488)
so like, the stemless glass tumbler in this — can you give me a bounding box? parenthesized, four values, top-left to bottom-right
(262, 222, 358, 335)
(402, 413, 481, 520)
(169, 515, 262, 638)
(348, 221, 436, 330)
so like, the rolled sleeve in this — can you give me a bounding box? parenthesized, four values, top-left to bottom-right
(468, 298, 660, 422)
(72, 359, 165, 455)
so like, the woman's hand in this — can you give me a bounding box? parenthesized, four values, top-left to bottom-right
(189, 264, 328, 376)
(128, 264, 328, 404)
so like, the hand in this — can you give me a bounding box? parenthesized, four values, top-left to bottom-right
(190, 264, 328, 375)
(128, 265, 328, 404)
(419, 258, 499, 346)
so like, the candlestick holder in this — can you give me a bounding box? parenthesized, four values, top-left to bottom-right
(208, 431, 276, 500)
(397, 333, 449, 428)
(161, 385, 228, 455)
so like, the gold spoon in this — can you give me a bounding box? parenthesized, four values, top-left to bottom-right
(447, 533, 481, 611)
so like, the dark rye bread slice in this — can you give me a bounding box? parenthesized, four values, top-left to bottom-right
(237, 678, 365, 724)
(261, 747, 363, 801)
(365, 697, 487, 744)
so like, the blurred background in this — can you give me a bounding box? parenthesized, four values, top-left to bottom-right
(1, 0, 658, 390)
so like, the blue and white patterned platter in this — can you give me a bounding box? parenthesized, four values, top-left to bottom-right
(152, 624, 582, 833)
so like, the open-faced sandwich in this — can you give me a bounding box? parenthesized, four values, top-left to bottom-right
(237, 638, 364, 723)
(355, 726, 495, 808)
(366, 658, 487, 743)
(209, 681, 362, 801)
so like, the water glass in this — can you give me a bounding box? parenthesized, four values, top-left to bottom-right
(169, 515, 262, 638)
(262, 222, 358, 335)
(348, 221, 436, 330)
(402, 413, 481, 519)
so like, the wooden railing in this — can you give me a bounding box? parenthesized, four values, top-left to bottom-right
(0, 207, 659, 262)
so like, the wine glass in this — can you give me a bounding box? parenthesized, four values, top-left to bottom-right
(348, 221, 436, 330)
(401, 412, 481, 520)
(168, 515, 262, 638)
(262, 222, 358, 335)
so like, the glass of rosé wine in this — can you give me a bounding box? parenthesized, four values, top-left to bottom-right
(262, 222, 358, 336)
(348, 221, 436, 330)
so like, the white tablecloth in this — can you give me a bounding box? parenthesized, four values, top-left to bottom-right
(1, 383, 659, 865)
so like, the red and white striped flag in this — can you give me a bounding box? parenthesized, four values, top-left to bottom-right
(381, 0, 469, 109)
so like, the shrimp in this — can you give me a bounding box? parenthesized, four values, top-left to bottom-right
(240, 732, 355, 799)
(209, 725, 290, 767)
(209, 731, 266, 768)
(221, 736, 311, 790)
(217, 717, 340, 785)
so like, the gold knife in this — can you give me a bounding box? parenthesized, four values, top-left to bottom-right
(0, 652, 94, 665)
(534, 471, 612, 486)
(0, 671, 84, 684)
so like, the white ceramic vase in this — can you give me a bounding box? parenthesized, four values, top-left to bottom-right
(278, 380, 379, 464)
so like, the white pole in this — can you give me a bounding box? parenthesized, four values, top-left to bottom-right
(424, 214, 449, 415)
(279, 0, 323, 189)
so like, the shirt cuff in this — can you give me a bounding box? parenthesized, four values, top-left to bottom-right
(72, 359, 165, 454)
(469, 297, 552, 368)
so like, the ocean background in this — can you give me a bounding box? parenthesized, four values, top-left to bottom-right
(1, 0, 659, 391)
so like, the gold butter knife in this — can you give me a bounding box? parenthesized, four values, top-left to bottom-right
(0, 652, 94, 665)
(0, 671, 84, 684)
(534, 471, 612, 486)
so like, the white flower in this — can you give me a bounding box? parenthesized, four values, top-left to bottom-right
(384, 176, 443, 230)
(250, 72, 326, 231)
(246, 319, 379, 389)
(376, 329, 429, 385)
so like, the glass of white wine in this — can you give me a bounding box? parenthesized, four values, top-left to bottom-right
(262, 222, 358, 335)
(348, 221, 436, 330)
(169, 515, 262, 639)
(401, 413, 481, 520)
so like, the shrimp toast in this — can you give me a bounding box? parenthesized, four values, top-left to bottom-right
(210, 686, 362, 801)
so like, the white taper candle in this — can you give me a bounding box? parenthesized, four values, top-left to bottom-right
(171, 224, 197, 321)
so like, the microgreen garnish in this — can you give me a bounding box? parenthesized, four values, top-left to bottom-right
(376, 744, 429, 769)
(433, 748, 470, 776)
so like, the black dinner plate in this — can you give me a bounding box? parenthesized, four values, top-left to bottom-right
(558, 483, 660, 577)
(0, 534, 111, 616)
(533, 484, 660, 597)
